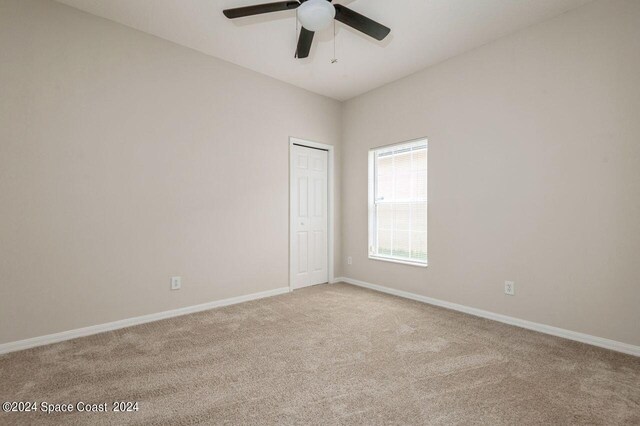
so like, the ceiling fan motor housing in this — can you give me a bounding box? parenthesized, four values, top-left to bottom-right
(297, 0, 336, 32)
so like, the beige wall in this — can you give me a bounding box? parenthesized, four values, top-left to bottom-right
(341, 0, 640, 346)
(0, 0, 342, 344)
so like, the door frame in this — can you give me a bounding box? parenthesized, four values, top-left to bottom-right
(289, 137, 335, 292)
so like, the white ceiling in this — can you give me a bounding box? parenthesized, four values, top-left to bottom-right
(56, 0, 593, 101)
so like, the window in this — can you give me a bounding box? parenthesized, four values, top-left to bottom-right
(368, 139, 427, 266)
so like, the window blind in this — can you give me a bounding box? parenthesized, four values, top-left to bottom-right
(369, 140, 427, 265)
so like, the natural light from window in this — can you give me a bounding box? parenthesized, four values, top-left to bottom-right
(368, 139, 428, 266)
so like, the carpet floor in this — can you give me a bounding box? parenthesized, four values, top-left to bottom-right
(1, 283, 639, 425)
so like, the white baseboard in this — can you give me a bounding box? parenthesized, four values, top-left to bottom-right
(335, 277, 640, 357)
(4, 279, 637, 358)
(0, 287, 290, 355)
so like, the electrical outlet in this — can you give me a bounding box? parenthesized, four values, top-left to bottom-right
(504, 281, 515, 296)
(347, 256, 352, 265)
(170, 276, 181, 290)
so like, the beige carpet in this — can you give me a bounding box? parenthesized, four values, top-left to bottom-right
(1, 283, 639, 425)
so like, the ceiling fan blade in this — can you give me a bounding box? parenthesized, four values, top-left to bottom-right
(295, 27, 314, 58)
(334, 4, 390, 41)
(223, 1, 299, 19)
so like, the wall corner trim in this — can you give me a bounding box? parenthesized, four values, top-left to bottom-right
(336, 277, 640, 357)
(0, 287, 290, 355)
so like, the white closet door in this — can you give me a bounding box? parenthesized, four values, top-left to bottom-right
(291, 144, 328, 289)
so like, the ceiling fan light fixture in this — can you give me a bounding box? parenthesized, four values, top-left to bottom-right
(297, 0, 335, 32)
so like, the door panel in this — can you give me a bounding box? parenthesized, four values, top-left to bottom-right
(313, 230, 323, 272)
(298, 177, 308, 217)
(297, 232, 308, 273)
(291, 144, 328, 289)
(314, 178, 323, 217)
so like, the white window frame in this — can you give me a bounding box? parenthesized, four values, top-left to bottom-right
(368, 138, 428, 267)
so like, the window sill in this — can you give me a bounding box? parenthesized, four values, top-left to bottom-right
(368, 255, 428, 268)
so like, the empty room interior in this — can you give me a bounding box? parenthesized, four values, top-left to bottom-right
(1, 0, 639, 424)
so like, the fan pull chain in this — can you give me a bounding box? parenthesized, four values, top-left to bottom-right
(294, 9, 298, 58)
(331, 19, 338, 63)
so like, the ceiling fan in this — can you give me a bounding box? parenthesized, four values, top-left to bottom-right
(223, 0, 391, 59)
